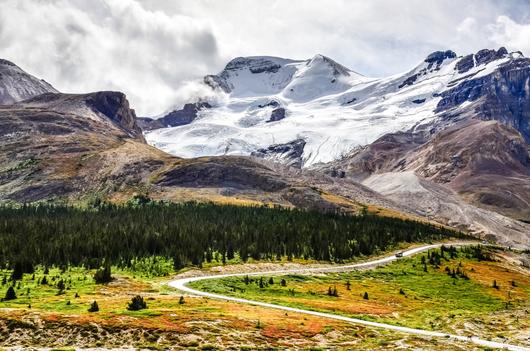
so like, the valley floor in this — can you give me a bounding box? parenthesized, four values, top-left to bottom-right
(1, 245, 529, 350)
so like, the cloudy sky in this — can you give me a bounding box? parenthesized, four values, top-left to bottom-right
(2, 0, 530, 115)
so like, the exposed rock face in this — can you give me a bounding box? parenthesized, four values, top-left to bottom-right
(455, 54, 475, 74)
(85, 91, 143, 139)
(424, 50, 457, 68)
(475, 47, 508, 65)
(155, 157, 288, 192)
(399, 50, 457, 89)
(252, 139, 306, 168)
(404, 120, 530, 219)
(18, 92, 145, 142)
(204, 57, 286, 93)
(362, 171, 530, 248)
(226, 57, 282, 74)
(267, 107, 286, 122)
(437, 57, 530, 142)
(327, 118, 530, 221)
(138, 102, 211, 131)
(321, 131, 429, 180)
(258, 100, 280, 108)
(454, 47, 508, 74)
(0, 59, 57, 104)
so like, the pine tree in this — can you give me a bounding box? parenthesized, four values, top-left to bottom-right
(179, 295, 185, 305)
(363, 292, 369, 300)
(0, 202, 459, 273)
(280, 279, 287, 287)
(94, 262, 112, 284)
(4, 286, 17, 301)
(57, 279, 65, 294)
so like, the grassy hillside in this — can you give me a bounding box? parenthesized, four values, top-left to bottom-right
(191, 245, 530, 345)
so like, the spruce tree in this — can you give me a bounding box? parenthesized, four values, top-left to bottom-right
(94, 262, 112, 284)
(4, 286, 17, 301)
(57, 279, 65, 294)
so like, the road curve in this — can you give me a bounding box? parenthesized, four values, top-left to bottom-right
(168, 243, 530, 351)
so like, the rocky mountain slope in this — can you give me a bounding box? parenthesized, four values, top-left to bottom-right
(0, 94, 360, 212)
(319, 48, 530, 221)
(143, 48, 530, 223)
(0, 59, 413, 217)
(0, 59, 57, 104)
(1, 56, 528, 248)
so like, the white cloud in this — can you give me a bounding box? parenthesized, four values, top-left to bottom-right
(489, 15, 530, 54)
(141, 0, 522, 76)
(1, 0, 529, 115)
(0, 0, 223, 116)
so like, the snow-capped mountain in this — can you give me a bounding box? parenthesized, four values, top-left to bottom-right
(0, 59, 57, 104)
(0, 54, 528, 246)
(144, 48, 522, 167)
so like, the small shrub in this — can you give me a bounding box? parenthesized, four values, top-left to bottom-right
(127, 295, 147, 311)
(88, 301, 99, 312)
(493, 280, 499, 289)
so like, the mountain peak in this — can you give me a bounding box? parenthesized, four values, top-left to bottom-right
(307, 54, 353, 77)
(0, 58, 18, 67)
(0, 58, 58, 105)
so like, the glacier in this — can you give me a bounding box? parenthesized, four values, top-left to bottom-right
(145, 50, 516, 167)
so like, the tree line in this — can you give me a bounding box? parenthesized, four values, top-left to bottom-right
(0, 201, 463, 275)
